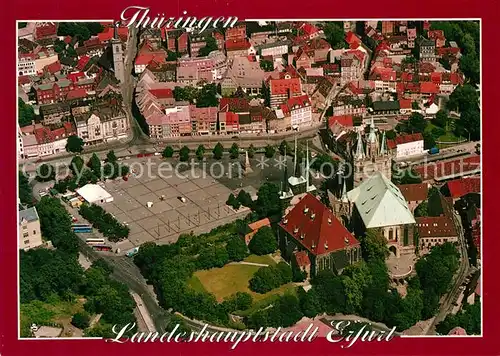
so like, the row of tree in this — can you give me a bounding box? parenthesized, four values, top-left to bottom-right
(79, 204, 130, 242)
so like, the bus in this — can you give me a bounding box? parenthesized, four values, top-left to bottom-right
(92, 245, 112, 252)
(86, 238, 105, 245)
(72, 223, 92, 228)
(72, 227, 93, 233)
(126, 247, 139, 257)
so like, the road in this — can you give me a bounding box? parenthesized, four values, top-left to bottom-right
(426, 199, 471, 334)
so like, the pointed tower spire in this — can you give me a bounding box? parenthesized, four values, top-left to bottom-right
(305, 141, 310, 192)
(341, 178, 348, 202)
(354, 129, 365, 161)
(293, 134, 297, 177)
(282, 146, 289, 194)
(380, 130, 387, 155)
(368, 116, 377, 144)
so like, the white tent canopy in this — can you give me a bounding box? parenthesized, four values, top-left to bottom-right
(76, 184, 114, 204)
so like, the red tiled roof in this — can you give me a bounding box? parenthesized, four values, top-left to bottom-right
(428, 30, 445, 41)
(67, 72, 85, 83)
(224, 111, 239, 126)
(328, 115, 353, 128)
(44, 60, 61, 74)
(64, 36, 72, 44)
(248, 218, 271, 231)
(66, 88, 87, 100)
(345, 31, 361, 45)
(76, 56, 90, 71)
(416, 216, 457, 238)
(399, 99, 412, 109)
(445, 177, 481, 199)
(149, 88, 173, 99)
(397, 183, 428, 202)
(282, 95, 311, 114)
(387, 133, 423, 149)
(420, 82, 439, 94)
(270, 77, 302, 96)
(415, 155, 480, 180)
(225, 39, 251, 51)
(18, 75, 31, 85)
(294, 251, 311, 267)
(279, 193, 359, 256)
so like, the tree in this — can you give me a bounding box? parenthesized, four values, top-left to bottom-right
(310, 271, 346, 314)
(298, 288, 321, 318)
(264, 145, 275, 158)
(260, 59, 274, 72)
(213, 142, 224, 159)
(447, 84, 479, 113)
(436, 298, 480, 335)
(71, 311, 90, 329)
(197, 83, 219, 108)
(279, 140, 290, 156)
(166, 50, 180, 61)
(254, 183, 283, 219)
(237, 189, 253, 208)
(427, 187, 444, 217)
(433, 110, 451, 130)
(341, 262, 372, 314)
(392, 168, 422, 185)
(397, 112, 427, 134)
(362, 229, 389, 262)
(248, 144, 256, 158)
(70, 155, 85, 176)
(179, 146, 190, 162)
(226, 236, 248, 262)
(87, 153, 101, 176)
(226, 193, 241, 210)
(229, 143, 239, 159)
(249, 265, 283, 293)
(323, 22, 346, 49)
(248, 226, 277, 255)
(385, 130, 397, 140)
(261, 81, 270, 107)
(414, 201, 428, 217)
(65, 135, 84, 153)
(106, 150, 117, 164)
(18, 98, 35, 127)
(199, 36, 218, 57)
(196, 145, 205, 160)
(19, 171, 34, 206)
(162, 146, 174, 158)
(36, 164, 56, 182)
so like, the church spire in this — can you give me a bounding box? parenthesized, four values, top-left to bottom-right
(354, 129, 365, 161)
(368, 116, 377, 144)
(293, 134, 297, 177)
(305, 141, 309, 192)
(282, 146, 289, 193)
(380, 130, 387, 155)
(341, 178, 348, 202)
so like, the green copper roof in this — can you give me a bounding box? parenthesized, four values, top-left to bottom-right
(347, 172, 415, 228)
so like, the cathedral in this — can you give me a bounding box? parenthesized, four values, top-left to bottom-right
(352, 118, 392, 187)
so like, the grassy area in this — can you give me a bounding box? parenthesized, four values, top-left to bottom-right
(243, 254, 277, 266)
(438, 132, 465, 143)
(193, 263, 297, 305)
(187, 275, 208, 293)
(20, 298, 85, 337)
(234, 283, 297, 317)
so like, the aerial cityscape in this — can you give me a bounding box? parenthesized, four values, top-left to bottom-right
(17, 19, 481, 340)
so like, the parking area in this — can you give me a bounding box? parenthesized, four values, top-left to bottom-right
(99, 157, 251, 251)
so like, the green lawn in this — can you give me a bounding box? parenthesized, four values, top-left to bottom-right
(191, 262, 297, 304)
(20, 298, 85, 337)
(438, 132, 465, 143)
(243, 254, 277, 266)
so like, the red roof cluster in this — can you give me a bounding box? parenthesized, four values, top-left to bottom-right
(34, 123, 75, 144)
(399, 99, 412, 109)
(279, 194, 359, 256)
(66, 88, 87, 100)
(445, 177, 481, 199)
(67, 71, 85, 83)
(420, 81, 439, 94)
(280, 95, 311, 115)
(387, 133, 423, 149)
(76, 56, 90, 71)
(43, 60, 62, 75)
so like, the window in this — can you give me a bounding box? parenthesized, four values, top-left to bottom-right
(22, 225, 27, 230)
(23, 232, 29, 238)
(24, 240, 29, 245)
(33, 230, 37, 235)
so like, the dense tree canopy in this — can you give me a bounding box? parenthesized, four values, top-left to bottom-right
(19, 171, 34, 206)
(225, 236, 248, 262)
(322, 22, 346, 49)
(436, 297, 480, 335)
(179, 146, 190, 162)
(163, 146, 174, 158)
(254, 183, 282, 219)
(18, 98, 35, 127)
(248, 226, 277, 255)
(213, 142, 224, 159)
(36, 164, 56, 182)
(66, 135, 85, 153)
(199, 36, 218, 57)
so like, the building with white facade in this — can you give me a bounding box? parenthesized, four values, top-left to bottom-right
(387, 133, 424, 159)
(280, 95, 313, 129)
(18, 53, 36, 76)
(19, 207, 43, 251)
(74, 106, 128, 145)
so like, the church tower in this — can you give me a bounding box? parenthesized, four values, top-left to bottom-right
(352, 120, 392, 187)
(111, 25, 125, 84)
